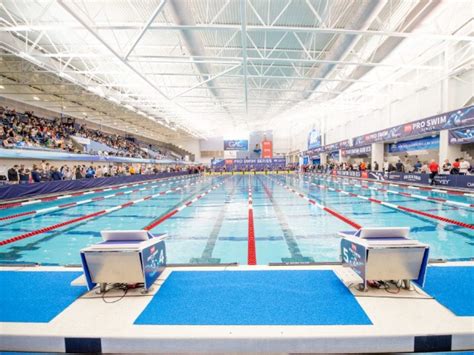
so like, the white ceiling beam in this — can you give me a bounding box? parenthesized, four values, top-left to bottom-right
(3, 24, 472, 42)
(240, 0, 248, 114)
(171, 64, 241, 99)
(123, 0, 167, 60)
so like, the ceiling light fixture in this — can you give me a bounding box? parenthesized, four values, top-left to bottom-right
(33, 96, 40, 101)
(0, 85, 4, 89)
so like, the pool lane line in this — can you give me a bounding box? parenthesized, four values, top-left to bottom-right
(192, 176, 242, 263)
(143, 177, 227, 231)
(269, 176, 362, 230)
(307, 172, 474, 198)
(0, 175, 202, 223)
(247, 176, 257, 265)
(295, 176, 474, 230)
(0, 174, 200, 210)
(306, 175, 473, 210)
(313, 173, 474, 208)
(0, 177, 211, 247)
(258, 175, 312, 262)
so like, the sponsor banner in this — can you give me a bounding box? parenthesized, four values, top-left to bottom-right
(449, 126, 474, 145)
(308, 129, 322, 150)
(341, 145, 372, 157)
(433, 174, 474, 189)
(262, 140, 273, 158)
(212, 158, 286, 170)
(223, 139, 249, 151)
(387, 135, 439, 153)
(329, 150, 339, 161)
(332, 170, 473, 189)
(0, 171, 187, 201)
(353, 105, 474, 146)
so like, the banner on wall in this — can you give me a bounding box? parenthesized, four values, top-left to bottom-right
(387, 135, 439, 153)
(353, 105, 474, 146)
(307, 129, 322, 150)
(212, 158, 286, 170)
(449, 126, 474, 145)
(223, 139, 249, 151)
(341, 145, 372, 157)
(262, 140, 273, 158)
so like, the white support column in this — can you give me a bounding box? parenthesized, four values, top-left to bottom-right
(338, 149, 344, 164)
(439, 129, 461, 164)
(371, 142, 384, 171)
(320, 153, 328, 165)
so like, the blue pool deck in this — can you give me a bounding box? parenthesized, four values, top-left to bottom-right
(1, 262, 473, 353)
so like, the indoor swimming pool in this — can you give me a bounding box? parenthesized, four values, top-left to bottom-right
(0, 174, 472, 266)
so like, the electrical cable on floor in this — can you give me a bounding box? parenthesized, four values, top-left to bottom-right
(346, 282, 434, 300)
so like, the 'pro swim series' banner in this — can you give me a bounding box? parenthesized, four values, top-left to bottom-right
(223, 140, 249, 151)
(449, 126, 474, 145)
(353, 105, 474, 146)
(387, 135, 440, 153)
(341, 145, 372, 157)
(212, 158, 286, 170)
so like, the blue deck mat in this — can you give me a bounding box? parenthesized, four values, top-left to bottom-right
(0, 271, 86, 323)
(422, 266, 474, 317)
(135, 270, 372, 325)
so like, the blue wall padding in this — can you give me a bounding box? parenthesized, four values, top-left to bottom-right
(135, 270, 372, 325)
(0, 271, 86, 322)
(423, 266, 474, 316)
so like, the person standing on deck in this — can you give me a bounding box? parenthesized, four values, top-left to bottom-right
(428, 159, 439, 185)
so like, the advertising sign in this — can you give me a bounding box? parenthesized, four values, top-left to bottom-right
(307, 128, 322, 150)
(141, 239, 167, 289)
(341, 238, 366, 280)
(353, 105, 474, 146)
(262, 140, 273, 158)
(223, 139, 249, 151)
(387, 136, 439, 153)
(449, 126, 474, 145)
(341, 145, 372, 157)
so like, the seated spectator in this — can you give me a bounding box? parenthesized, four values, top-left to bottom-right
(7, 165, 19, 184)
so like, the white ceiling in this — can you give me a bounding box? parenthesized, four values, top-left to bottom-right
(0, 0, 472, 141)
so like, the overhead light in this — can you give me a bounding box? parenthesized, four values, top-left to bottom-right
(33, 96, 40, 101)
(0, 85, 4, 89)
(82, 112, 87, 116)
(124, 104, 135, 112)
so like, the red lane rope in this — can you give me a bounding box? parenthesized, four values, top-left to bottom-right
(301, 175, 474, 230)
(247, 182, 256, 265)
(322, 207, 362, 230)
(0, 178, 207, 247)
(270, 176, 362, 230)
(398, 206, 474, 229)
(0, 210, 107, 246)
(0, 210, 35, 221)
(143, 179, 226, 231)
(0, 174, 195, 210)
(143, 210, 178, 231)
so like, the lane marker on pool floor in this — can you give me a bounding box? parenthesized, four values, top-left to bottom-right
(143, 178, 227, 231)
(308, 172, 473, 197)
(269, 176, 362, 230)
(0, 174, 200, 210)
(307, 175, 473, 209)
(295, 176, 474, 230)
(259, 176, 312, 263)
(247, 177, 257, 265)
(0, 175, 204, 223)
(0, 177, 212, 246)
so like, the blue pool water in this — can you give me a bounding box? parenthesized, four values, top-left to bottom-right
(0, 174, 472, 265)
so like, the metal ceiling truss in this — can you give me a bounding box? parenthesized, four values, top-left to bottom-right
(0, 0, 472, 139)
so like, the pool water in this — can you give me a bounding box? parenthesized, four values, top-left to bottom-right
(0, 174, 472, 265)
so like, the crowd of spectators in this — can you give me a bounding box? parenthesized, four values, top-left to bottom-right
(303, 156, 472, 176)
(3, 160, 204, 184)
(0, 106, 180, 160)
